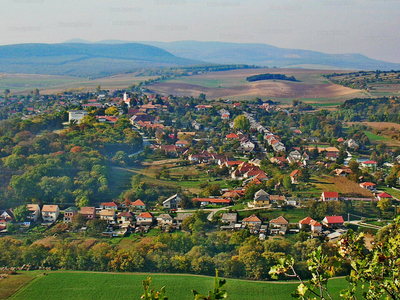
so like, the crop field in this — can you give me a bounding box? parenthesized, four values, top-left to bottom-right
(8, 271, 360, 300)
(238, 207, 309, 223)
(148, 68, 368, 103)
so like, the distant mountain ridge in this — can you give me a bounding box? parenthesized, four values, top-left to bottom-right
(1, 40, 399, 78)
(140, 41, 400, 70)
(64, 39, 400, 70)
(0, 42, 204, 77)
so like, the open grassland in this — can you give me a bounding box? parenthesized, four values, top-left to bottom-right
(148, 68, 367, 103)
(0, 73, 158, 94)
(0, 272, 38, 300)
(110, 160, 229, 194)
(9, 271, 359, 300)
(346, 122, 400, 147)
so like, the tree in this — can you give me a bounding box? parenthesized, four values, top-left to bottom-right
(13, 205, 30, 222)
(233, 115, 250, 131)
(71, 213, 88, 231)
(105, 107, 119, 116)
(270, 217, 400, 300)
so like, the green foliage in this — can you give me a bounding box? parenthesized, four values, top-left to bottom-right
(13, 205, 29, 222)
(192, 270, 227, 300)
(233, 115, 249, 132)
(141, 277, 168, 300)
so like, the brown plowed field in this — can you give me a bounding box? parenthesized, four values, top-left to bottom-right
(148, 68, 367, 102)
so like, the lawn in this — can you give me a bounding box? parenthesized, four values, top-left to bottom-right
(9, 271, 360, 300)
(0, 272, 39, 300)
(364, 131, 390, 142)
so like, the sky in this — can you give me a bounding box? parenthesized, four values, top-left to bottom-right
(2, 0, 400, 63)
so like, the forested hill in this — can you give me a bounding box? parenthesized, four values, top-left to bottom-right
(0, 43, 204, 77)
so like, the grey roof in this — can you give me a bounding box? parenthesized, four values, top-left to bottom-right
(176, 213, 193, 221)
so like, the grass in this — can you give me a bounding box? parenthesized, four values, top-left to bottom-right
(0, 272, 39, 300)
(363, 131, 390, 142)
(378, 186, 400, 200)
(9, 271, 360, 300)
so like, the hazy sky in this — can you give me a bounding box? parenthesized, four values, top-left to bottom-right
(2, 0, 400, 63)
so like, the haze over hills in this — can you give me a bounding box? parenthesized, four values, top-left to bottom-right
(1, 40, 399, 78)
(0, 43, 204, 77)
(66, 39, 400, 71)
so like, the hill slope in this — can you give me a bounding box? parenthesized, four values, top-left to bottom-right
(0, 43, 203, 77)
(141, 41, 400, 70)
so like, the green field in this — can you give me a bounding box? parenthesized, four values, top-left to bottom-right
(9, 271, 358, 300)
(364, 131, 391, 142)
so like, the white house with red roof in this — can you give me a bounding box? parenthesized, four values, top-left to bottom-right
(359, 182, 376, 191)
(242, 214, 262, 227)
(136, 212, 154, 226)
(377, 192, 393, 201)
(192, 198, 231, 206)
(322, 216, 345, 228)
(100, 201, 119, 210)
(117, 211, 135, 228)
(290, 170, 300, 184)
(226, 133, 239, 140)
(131, 199, 146, 210)
(321, 192, 339, 202)
(42, 205, 60, 223)
(361, 160, 377, 169)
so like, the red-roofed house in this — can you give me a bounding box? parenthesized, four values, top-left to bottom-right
(310, 220, 322, 233)
(226, 133, 239, 139)
(321, 192, 339, 202)
(290, 170, 300, 184)
(298, 216, 314, 229)
(359, 182, 376, 191)
(117, 211, 135, 228)
(100, 201, 119, 210)
(131, 199, 146, 210)
(192, 198, 231, 206)
(377, 192, 392, 201)
(322, 216, 344, 228)
(242, 214, 262, 227)
(137, 212, 154, 226)
(361, 161, 377, 169)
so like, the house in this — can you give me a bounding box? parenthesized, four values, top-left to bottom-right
(242, 214, 262, 227)
(269, 216, 289, 228)
(100, 201, 118, 210)
(377, 192, 392, 201)
(290, 170, 300, 184)
(361, 160, 377, 169)
(41, 205, 60, 223)
(310, 220, 323, 233)
(80, 207, 96, 220)
(299, 217, 322, 233)
(0, 209, 14, 226)
(163, 194, 182, 209)
(226, 133, 239, 140)
(334, 168, 352, 177)
(156, 214, 173, 227)
(176, 213, 193, 225)
(344, 139, 359, 149)
(192, 198, 231, 206)
(100, 209, 116, 224)
(298, 216, 314, 229)
(322, 216, 345, 228)
(359, 182, 376, 191)
(64, 206, 78, 223)
(252, 189, 270, 207)
(221, 213, 237, 225)
(321, 192, 339, 202)
(137, 212, 154, 226)
(176, 140, 189, 147)
(27, 204, 40, 222)
(287, 150, 302, 164)
(117, 212, 135, 228)
(68, 110, 87, 124)
(131, 199, 146, 210)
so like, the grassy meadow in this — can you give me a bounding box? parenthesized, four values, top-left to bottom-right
(8, 271, 360, 300)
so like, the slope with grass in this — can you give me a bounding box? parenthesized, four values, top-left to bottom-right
(9, 271, 359, 300)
